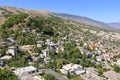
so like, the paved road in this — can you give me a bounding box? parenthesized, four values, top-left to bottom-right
(42, 69, 69, 80)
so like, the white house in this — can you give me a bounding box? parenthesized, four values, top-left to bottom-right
(116, 59, 120, 66)
(6, 46, 18, 56)
(14, 66, 38, 75)
(41, 48, 50, 57)
(60, 63, 85, 75)
(0, 55, 12, 60)
(20, 45, 34, 52)
(96, 56, 104, 62)
(36, 32, 41, 36)
(45, 39, 51, 45)
(55, 46, 64, 53)
(37, 41, 45, 47)
(22, 28, 31, 33)
(44, 57, 50, 64)
(7, 37, 16, 43)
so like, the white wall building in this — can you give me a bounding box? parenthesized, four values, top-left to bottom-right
(6, 46, 18, 56)
(7, 37, 16, 43)
(0, 55, 12, 60)
(60, 63, 85, 75)
(14, 66, 38, 75)
(116, 59, 120, 66)
(37, 41, 45, 47)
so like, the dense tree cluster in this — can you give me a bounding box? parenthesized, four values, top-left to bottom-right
(0, 14, 28, 38)
(0, 68, 17, 80)
(113, 65, 120, 73)
(26, 16, 63, 36)
(2, 13, 27, 28)
(16, 32, 36, 45)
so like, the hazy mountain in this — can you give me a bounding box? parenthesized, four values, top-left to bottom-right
(108, 23, 120, 29)
(50, 13, 109, 27)
(0, 6, 120, 32)
(50, 12, 120, 31)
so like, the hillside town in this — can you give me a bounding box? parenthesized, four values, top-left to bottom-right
(0, 15, 120, 80)
(0, 4, 120, 80)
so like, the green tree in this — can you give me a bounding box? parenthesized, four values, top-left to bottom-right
(56, 59, 63, 69)
(70, 77, 83, 80)
(113, 65, 120, 73)
(34, 46, 42, 53)
(0, 68, 18, 80)
(67, 71, 71, 78)
(98, 68, 104, 76)
(2, 13, 27, 28)
(42, 26, 54, 36)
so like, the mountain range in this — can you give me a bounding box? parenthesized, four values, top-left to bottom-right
(0, 6, 120, 32)
(108, 23, 120, 29)
(52, 12, 120, 30)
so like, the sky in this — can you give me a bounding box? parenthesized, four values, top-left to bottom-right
(0, 0, 120, 23)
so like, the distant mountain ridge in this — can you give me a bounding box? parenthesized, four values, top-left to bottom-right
(50, 12, 120, 31)
(0, 6, 120, 32)
(108, 23, 120, 29)
(50, 13, 109, 28)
